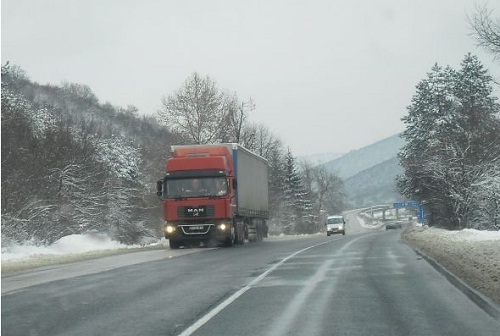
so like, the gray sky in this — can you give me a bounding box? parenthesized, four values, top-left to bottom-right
(2, 0, 499, 156)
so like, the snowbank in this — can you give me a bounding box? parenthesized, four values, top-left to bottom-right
(432, 227, 500, 241)
(402, 226, 500, 304)
(1, 232, 141, 262)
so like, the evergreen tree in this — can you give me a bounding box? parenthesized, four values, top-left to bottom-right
(283, 149, 314, 233)
(399, 54, 500, 229)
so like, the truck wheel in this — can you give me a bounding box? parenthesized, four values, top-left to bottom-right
(224, 236, 234, 247)
(235, 221, 245, 244)
(169, 239, 180, 249)
(256, 221, 264, 242)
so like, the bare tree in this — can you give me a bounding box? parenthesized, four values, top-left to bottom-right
(469, 4, 500, 59)
(158, 73, 228, 144)
(311, 164, 344, 222)
(299, 160, 345, 230)
(250, 123, 283, 159)
(220, 95, 255, 143)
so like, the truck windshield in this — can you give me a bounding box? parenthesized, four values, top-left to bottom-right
(165, 177, 228, 198)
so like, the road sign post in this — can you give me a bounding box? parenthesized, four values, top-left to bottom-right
(418, 206, 426, 223)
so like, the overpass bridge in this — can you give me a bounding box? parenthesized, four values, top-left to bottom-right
(351, 203, 418, 221)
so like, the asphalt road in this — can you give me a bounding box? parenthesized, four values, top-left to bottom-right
(2, 216, 500, 336)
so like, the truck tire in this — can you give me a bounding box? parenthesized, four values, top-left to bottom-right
(263, 221, 269, 238)
(224, 236, 234, 247)
(234, 220, 245, 244)
(169, 239, 181, 249)
(256, 225, 263, 242)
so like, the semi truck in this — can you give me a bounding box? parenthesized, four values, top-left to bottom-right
(156, 143, 269, 249)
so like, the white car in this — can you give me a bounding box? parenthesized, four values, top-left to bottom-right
(326, 215, 346, 236)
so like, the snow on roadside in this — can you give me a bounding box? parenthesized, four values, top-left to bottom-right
(419, 226, 500, 242)
(1, 232, 147, 262)
(403, 225, 500, 304)
(3, 227, 497, 264)
(1, 232, 318, 272)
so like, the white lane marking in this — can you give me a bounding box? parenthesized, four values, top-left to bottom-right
(177, 239, 338, 336)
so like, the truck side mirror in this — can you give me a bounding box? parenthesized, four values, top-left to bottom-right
(156, 180, 163, 197)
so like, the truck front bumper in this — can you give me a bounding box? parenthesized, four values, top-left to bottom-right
(164, 222, 233, 245)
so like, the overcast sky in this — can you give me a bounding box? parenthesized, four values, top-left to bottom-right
(2, 0, 499, 156)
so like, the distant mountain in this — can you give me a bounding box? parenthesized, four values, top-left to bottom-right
(343, 157, 406, 207)
(298, 152, 345, 166)
(322, 134, 404, 179)
(321, 134, 406, 208)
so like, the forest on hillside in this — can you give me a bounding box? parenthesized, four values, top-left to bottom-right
(1, 65, 345, 246)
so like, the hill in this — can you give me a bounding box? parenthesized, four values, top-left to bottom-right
(322, 134, 404, 179)
(321, 134, 406, 207)
(298, 152, 345, 166)
(1, 67, 176, 245)
(343, 157, 405, 207)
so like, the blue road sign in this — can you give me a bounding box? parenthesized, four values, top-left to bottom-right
(407, 201, 419, 208)
(418, 206, 426, 223)
(393, 202, 406, 209)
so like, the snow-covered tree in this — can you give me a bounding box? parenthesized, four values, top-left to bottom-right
(399, 54, 500, 230)
(469, 159, 500, 230)
(94, 135, 141, 182)
(281, 149, 314, 233)
(2, 65, 163, 245)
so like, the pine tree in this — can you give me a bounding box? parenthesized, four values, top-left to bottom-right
(399, 54, 500, 229)
(453, 54, 500, 164)
(282, 149, 314, 233)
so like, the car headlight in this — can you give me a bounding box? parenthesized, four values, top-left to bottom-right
(164, 225, 176, 234)
(338, 225, 343, 230)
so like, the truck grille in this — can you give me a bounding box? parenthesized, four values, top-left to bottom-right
(180, 224, 213, 235)
(177, 205, 215, 218)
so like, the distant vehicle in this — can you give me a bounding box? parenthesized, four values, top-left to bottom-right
(326, 215, 345, 236)
(386, 221, 403, 230)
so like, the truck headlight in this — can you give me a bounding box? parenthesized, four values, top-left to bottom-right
(218, 223, 227, 231)
(164, 225, 176, 234)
